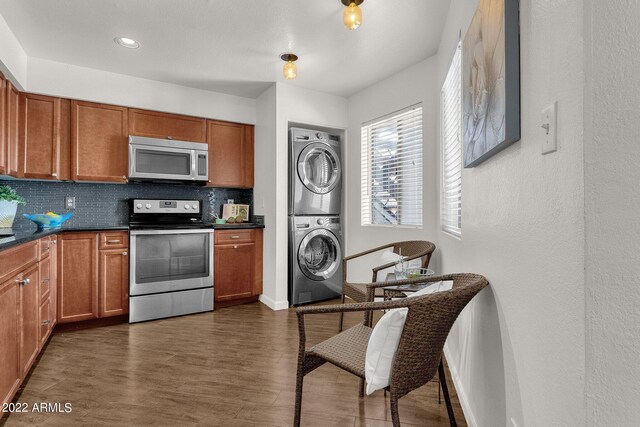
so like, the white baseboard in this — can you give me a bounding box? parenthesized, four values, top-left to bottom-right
(259, 294, 289, 311)
(443, 343, 479, 427)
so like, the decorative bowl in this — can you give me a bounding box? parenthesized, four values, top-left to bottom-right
(23, 212, 74, 229)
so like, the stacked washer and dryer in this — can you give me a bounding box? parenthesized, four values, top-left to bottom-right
(288, 127, 343, 305)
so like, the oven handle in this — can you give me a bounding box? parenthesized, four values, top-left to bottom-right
(130, 229, 214, 236)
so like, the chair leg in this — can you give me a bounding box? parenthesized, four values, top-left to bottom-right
(294, 370, 305, 427)
(359, 378, 365, 398)
(339, 293, 345, 332)
(438, 358, 457, 427)
(390, 393, 400, 427)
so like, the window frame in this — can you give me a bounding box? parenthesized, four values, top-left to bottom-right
(440, 43, 463, 238)
(361, 104, 424, 229)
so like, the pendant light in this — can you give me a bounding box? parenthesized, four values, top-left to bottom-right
(341, 0, 363, 30)
(281, 53, 298, 80)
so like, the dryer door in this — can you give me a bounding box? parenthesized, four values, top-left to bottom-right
(297, 229, 342, 281)
(297, 142, 341, 194)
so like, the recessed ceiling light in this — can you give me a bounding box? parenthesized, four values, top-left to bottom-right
(114, 37, 140, 49)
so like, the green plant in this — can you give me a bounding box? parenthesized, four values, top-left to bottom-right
(0, 185, 26, 205)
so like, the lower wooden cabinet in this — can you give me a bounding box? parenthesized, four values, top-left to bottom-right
(57, 232, 99, 323)
(18, 265, 39, 378)
(58, 231, 128, 323)
(99, 247, 129, 317)
(0, 276, 20, 406)
(214, 229, 263, 306)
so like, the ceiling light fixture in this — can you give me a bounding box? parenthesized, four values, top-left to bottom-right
(341, 0, 363, 30)
(114, 37, 140, 49)
(281, 53, 298, 80)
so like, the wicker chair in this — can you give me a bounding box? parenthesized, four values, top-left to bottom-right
(340, 240, 436, 331)
(294, 273, 488, 427)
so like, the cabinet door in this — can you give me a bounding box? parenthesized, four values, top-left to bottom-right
(39, 297, 51, 348)
(19, 265, 39, 377)
(0, 277, 20, 406)
(214, 242, 255, 302)
(243, 125, 254, 188)
(6, 80, 19, 177)
(57, 232, 98, 323)
(207, 121, 247, 188)
(39, 254, 51, 303)
(99, 248, 129, 317)
(49, 238, 58, 328)
(19, 94, 70, 180)
(71, 101, 128, 183)
(0, 72, 6, 175)
(129, 109, 207, 143)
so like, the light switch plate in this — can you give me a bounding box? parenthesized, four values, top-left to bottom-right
(541, 102, 557, 155)
(65, 196, 75, 209)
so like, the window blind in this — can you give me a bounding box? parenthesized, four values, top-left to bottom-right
(440, 43, 462, 236)
(361, 105, 423, 227)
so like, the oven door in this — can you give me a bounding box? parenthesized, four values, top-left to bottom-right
(130, 229, 214, 296)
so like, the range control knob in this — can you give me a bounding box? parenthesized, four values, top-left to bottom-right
(136, 203, 143, 209)
(184, 205, 190, 210)
(316, 132, 322, 139)
(192, 204, 198, 210)
(317, 219, 324, 225)
(145, 203, 151, 209)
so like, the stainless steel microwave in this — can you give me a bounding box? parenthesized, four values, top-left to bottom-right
(128, 136, 208, 183)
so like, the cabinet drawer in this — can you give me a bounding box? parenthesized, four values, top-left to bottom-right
(99, 231, 129, 249)
(214, 229, 254, 244)
(0, 241, 38, 284)
(39, 236, 53, 260)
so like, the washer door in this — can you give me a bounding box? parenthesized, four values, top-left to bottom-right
(297, 142, 341, 195)
(297, 229, 342, 281)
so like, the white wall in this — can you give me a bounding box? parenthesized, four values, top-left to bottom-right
(346, 0, 587, 425)
(435, 0, 585, 425)
(27, 57, 256, 124)
(344, 56, 440, 281)
(257, 83, 348, 309)
(0, 13, 27, 89)
(584, 1, 640, 425)
(254, 84, 279, 308)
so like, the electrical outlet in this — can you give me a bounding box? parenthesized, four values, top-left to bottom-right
(65, 196, 75, 209)
(227, 199, 234, 204)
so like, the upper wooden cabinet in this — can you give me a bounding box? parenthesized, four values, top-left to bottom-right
(207, 120, 254, 188)
(71, 101, 128, 183)
(6, 80, 20, 177)
(129, 108, 207, 143)
(19, 93, 71, 180)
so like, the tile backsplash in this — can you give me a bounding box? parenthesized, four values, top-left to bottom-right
(2, 180, 252, 230)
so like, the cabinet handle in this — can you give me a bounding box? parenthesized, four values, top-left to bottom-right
(43, 278, 50, 283)
(122, 251, 128, 256)
(42, 320, 51, 325)
(52, 241, 57, 245)
(230, 236, 240, 239)
(233, 245, 238, 249)
(17, 278, 30, 286)
(167, 136, 173, 140)
(51, 172, 58, 177)
(107, 240, 121, 243)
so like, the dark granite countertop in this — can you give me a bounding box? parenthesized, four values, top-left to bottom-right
(209, 223, 265, 229)
(0, 225, 129, 252)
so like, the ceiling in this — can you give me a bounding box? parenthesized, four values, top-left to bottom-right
(0, 0, 450, 99)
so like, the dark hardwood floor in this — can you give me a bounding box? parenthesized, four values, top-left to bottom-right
(2, 301, 467, 426)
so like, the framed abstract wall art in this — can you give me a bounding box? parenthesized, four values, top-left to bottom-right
(462, 0, 520, 168)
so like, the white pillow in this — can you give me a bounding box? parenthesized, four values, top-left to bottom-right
(375, 249, 422, 282)
(364, 280, 453, 395)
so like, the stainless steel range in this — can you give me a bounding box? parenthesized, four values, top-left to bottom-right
(128, 199, 214, 323)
